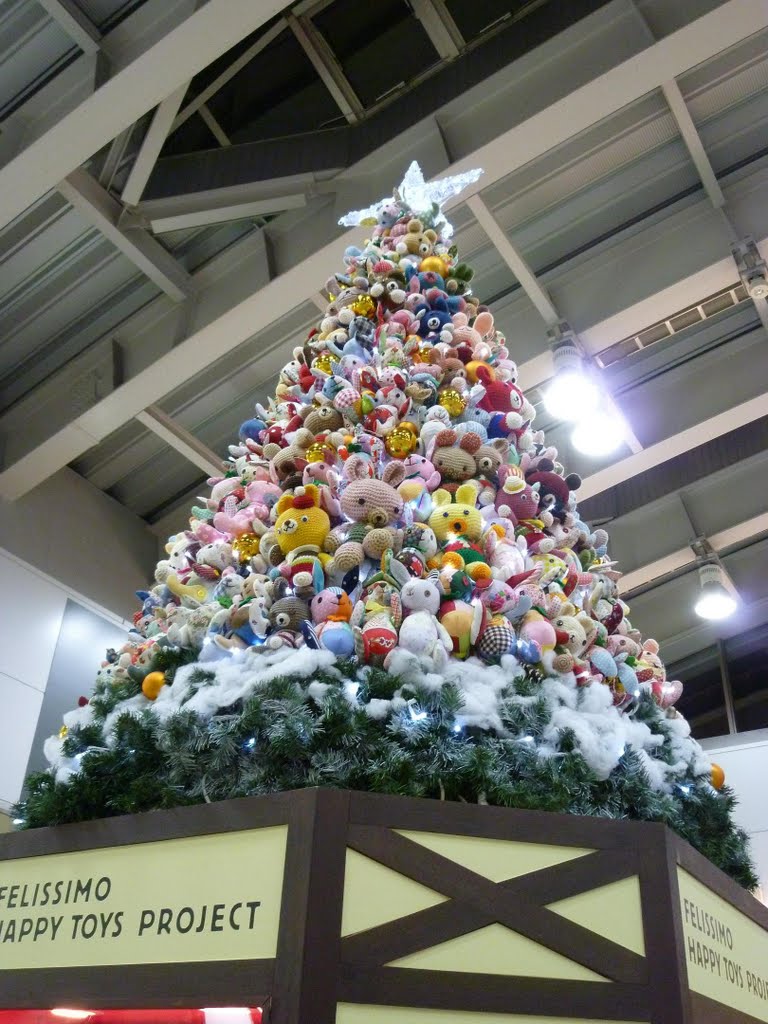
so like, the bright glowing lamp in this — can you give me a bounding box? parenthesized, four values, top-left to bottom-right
(51, 1011, 91, 1020)
(571, 410, 624, 456)
(543, 340, 599, 421)
(694, 564, 737, 621)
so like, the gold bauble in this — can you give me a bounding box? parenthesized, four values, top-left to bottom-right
(399, 421, 419, 438)
(386, 428, 418, 458)
(711, 762, 725, 790)
(438, 388, 466, 417)
(419, 256, 449, 276)
(465, 360, 493, 384)
(350, 295, 376, 318)
(306, 441, 330, 463)
(232, 533, 262, 561)
(59, 725, 68, 739)
(313, 353, 335, 374)
(142, 671, 166, 701)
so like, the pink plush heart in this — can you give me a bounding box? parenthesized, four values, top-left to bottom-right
(660, 680, 683, 709)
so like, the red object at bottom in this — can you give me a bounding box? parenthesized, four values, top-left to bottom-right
(0, 1010, 262, 1024)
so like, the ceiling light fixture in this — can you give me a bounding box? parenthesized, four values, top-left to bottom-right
(543, 323, 599, 422)
(50, 1011, 92, 1020)
(694, 563, 737, 621)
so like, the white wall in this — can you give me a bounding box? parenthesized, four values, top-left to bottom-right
(700, 730, 768, 899)
(0, 547, 128, 812)
(0, 466, 158, 620)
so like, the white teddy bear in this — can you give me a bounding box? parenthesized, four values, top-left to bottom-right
(388, 573, 452, 671)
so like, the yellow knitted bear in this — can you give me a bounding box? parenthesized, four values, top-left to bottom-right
(429, 483, 483, 542)
(274, 485, 331, 555)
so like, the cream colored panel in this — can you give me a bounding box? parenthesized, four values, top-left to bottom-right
(342, 848, 447, 937)
(549, 875, 645, 955)
(0, 826, 287, 969)
(678, 868, 768, 1023)
(336, 1004, 643, 1024)
(397, 831, 592, 882)
(388, 922, 606, 981)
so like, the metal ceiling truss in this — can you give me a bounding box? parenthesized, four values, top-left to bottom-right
(37, 0, 101, 55)
(0, 0, 289, 232)
(121, 83, 190, 207)
(136, 405, 223, 478)
(2, 0, 768, 504)
(57, 168, 194, 302)
(285, 12, 364, 123)
(408, 0, 463, 60)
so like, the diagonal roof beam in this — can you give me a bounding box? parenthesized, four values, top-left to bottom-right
(661, 81, 725, 209)
(1, 0, 767, 500)
(170, 18, 287, 135)
(286, 13, 364, 124)
(37, 0, 101, 55)
(0, 0, 290, 233)
(136, 406, 224, 477)
(466, 194, 559, 324)
(58, 168, 194, 301)
(467, 194, 643, 453)
(121, 83, 189, 207)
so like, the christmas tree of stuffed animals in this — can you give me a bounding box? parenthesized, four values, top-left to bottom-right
(18, 162, 756, 889)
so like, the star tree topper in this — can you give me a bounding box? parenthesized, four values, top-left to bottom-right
(338, 160, 483, 239)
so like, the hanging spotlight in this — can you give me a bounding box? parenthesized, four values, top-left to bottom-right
(694, 563, 737, 621)
(570, 409, 624, 457)
(543, 324, 599, 421)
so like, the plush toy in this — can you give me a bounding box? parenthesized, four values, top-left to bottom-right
(429, 483, 483, 542)
(429, 429, 481, 483)
(274, 485, 331, 558)
(302, 586, 355, 657)
(333, 455, 406, 569)
(394, 574, 452, 669)
(351, 584, 402, 665)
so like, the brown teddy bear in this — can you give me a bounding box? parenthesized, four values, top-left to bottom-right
(395, 219, 438, 258)
(428, 429, 482, 483)
(330, 455, 406, 570)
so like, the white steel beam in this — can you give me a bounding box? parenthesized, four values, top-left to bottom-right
(198, 103, 232, 147)
(0, 0, 290, 233)
(136, 406, 223, 477)
(661, 80, 725, 209)
(409, 0, 463, 59)
(466, 194, 559, 324)
(121, 83, 189, 207)
(578, 391, 768, 503)
(466, 195, 643, 451)
(58, 168, 194, 301)
(135, 192, 307, 233)
(38, 0, 101, 55)
(286, 13, 364, 123)
(1, 0, 767, 500)
(619, 512, 768, 596)
(441, 0, 768, 212)
(171, 19, 287, 134)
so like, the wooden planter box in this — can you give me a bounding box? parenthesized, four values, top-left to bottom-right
(1, 789, 766, 1024)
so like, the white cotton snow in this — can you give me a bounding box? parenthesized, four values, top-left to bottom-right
(43, 646, 713, 795)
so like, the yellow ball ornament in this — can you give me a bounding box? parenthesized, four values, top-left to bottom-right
(710, 762, 725, 790)
(350, 295, 376, 318)
(312, 353, 335, 375)
(438, 388, 466, 417)
(232, 533, 262, 562)
(420, 256, 449, 276)
(142, 671, 166, 701)
(466, 360, 494, 384)
(59, 725, 68, 739)
(306, 441, 330, 463)
(386, 427, 418, 458)
(399, 421, 419, 439)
